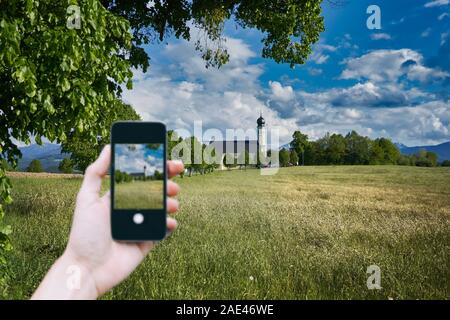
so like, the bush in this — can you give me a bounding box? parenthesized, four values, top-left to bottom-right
(441, 160, 450, 167)
(27, 159, 43, 173)
(414, 150, 438, 167)
(397, 155, 412, 166)
(58, 158, 73, 174)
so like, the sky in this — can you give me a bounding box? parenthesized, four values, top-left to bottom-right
(115, 144, 163, 175)
(122, 0, 450, 147)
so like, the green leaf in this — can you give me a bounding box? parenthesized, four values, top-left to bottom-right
(126, 79, 133, 90)
(25, 81, 37, 97)
(43, 95, 54, 113)
(60, 61, 70, 72)
(35, 135, 42, 145)
(61, 78, 71, 92)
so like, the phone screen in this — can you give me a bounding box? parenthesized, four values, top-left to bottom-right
(113, 143, 164, 210)
(110, 122, 167, 241)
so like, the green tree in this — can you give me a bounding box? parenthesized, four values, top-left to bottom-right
(146, 143, 161, 150)
(61, 102, 141, 172)
(441, 160, 450, 167)
(414, 149, 436, 167)
(397, 154, 413, 166)
(203, 144, 220, 173)
(167, 130, 183, 160)
(224, 153, 237, 170)
(370, 141, 385, 165)
(153, 170, 163, 180)
(26, 159, 43, 173)
(303, 141, 319, 165)
(289, 150, 299, 166)
(101, 0, 325, 70)
(114, 170, 123, 183)
(290, 130, 309, 166)
(182, 136, 203, 176)
(279, 148, 290, 167)
(326, 133, 346, 164)
(344, 131, 371, 165)
(426, 151, 438, 167)
(58, 158, 74, 174)
(0, 1, 134, 282)
(375, 138, 400, 164)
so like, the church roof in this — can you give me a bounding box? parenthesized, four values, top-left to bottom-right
(209, 140, 259, 154)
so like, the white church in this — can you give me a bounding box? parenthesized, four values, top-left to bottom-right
(208, 113, 267, 170)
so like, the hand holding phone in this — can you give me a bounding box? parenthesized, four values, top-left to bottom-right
(32, 130, 184, 299)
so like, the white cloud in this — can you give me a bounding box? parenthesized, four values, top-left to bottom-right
(421, 28, 432, 37)
(309, 52, 330, 64)
(391, 17, 406, 25)
(297, 81, 430, 109)
(340, 49, 449, 83)
(425, 0, 449, 8)
(343, 108, 362, 120)
(122, 37, 450, 147)
(370, 33, 392, 40)
(122, 36, 298, 144)
(441, 32, 449, 45)
(269, 81, 294, 102)
(115, 146, 163, 175)
(295, 93, 450, 145)
(438, 12, 449, 20)
(309, 42, 337, 64)
(316, 44, 337, 52)
(307, 67, 323, 76)
(406, 64, 450, 82)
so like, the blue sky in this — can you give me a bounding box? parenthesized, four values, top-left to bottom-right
(115, 144, 163, 175)
(122, 0, 450, 146)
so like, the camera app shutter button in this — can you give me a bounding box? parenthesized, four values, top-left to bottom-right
(133, 213, 144, 224)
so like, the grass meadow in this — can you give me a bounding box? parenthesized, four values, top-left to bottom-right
(3, 166, 450, 299)
(114, 180, 164, 209)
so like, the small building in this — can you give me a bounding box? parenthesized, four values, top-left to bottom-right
(208, 113, 267, 170)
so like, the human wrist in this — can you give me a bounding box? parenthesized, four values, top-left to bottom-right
(31, 250, 99, 300)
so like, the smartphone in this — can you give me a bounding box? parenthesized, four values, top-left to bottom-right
(110, 121, 167, 241)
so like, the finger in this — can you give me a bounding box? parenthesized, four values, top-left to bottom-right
(78, 145, 111, 203)
(137, 217, 177, 254)
(167, 180, 180, 197)
(167, 217, 177, 233)
(168, 160, 184, 178)
(167, 198, 179, 214)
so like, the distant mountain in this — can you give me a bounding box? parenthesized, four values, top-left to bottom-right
(17, 143, 70, 172)
(279, 143, 291, 150)
(396, 141, 450, 161)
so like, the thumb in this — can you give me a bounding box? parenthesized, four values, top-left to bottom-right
(78, 145, 111, 203)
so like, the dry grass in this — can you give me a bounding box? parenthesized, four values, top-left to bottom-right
(114, 180, 163, 209)
(3, 166, 450, 299)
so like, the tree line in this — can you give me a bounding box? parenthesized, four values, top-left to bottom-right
(282, 130, 445, 167)
(168, 131, 220, 177)
(114, 170, 163, 183)
(22, 129, 449, 174)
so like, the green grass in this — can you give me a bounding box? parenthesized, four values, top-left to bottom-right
(114, 180, 163, 209)
(4, 166, 450, 299)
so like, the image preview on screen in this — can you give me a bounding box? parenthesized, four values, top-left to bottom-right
(113, 143, 164, 210)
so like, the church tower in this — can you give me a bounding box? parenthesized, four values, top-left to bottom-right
(257, 111, 267, 156)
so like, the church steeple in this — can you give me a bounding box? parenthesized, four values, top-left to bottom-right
(257, 111, 267, 158)
(257, 110, 265, 127)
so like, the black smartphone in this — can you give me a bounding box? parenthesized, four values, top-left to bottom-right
(110, 121, 167, 241)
